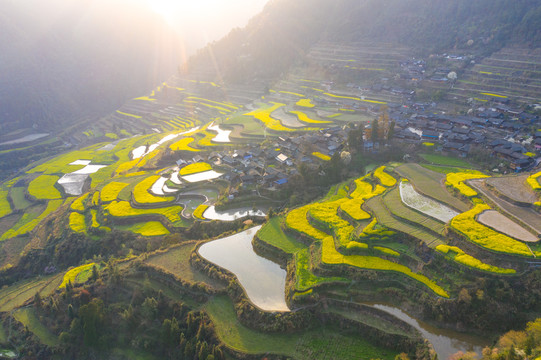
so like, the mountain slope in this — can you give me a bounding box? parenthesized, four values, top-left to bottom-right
(0, 0, 181, 134)
(188, 0, 541, 84)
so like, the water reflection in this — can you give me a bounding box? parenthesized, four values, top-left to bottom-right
(198, 226, 289, 312)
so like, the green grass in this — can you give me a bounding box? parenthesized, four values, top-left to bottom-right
(383, 187, 446, 235)
(419, 154, 471, 167)
(204, 295, 399, 359)
(421, 164, 475, 174)
(10, 187, 32, 210)
(27, 175, 62, 200)
(14, 308, 59, 347)
(0, 274, 63, 312)
(145, 244, 225, 289)
(257, 217, 306, 254)
(365, 196, 444, 248)
(395, 164, 470, 212)
(295, 249, 348, 291)
(70, 193, 89, 212)
(1, 200, 63, 240)
(27, 143, 106, 174)
(100, 181, 129, 203)
(258, 218, 347, 291)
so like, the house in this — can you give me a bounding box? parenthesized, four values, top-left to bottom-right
(276, 153, 288, 163)
(422, 130, 440, 141)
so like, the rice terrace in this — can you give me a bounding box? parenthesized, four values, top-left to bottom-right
(1, 0, 541, 359)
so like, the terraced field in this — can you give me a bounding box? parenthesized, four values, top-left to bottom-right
(0, 273, 64, 312)
(395, 164, 470, 212)
(469, 179, 541, 234)
(144, 243, 225, 289)
(365, 196, 444, 248)
(486, 175, 539, 204)
(383, 187, 446, 236)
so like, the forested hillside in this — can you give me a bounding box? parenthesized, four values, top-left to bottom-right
(188, 0, 541, 83)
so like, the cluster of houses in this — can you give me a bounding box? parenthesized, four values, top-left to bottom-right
(392, 105, 540, 171)
(179, 127, 347, 193)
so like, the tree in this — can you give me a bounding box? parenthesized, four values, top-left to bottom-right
(371, 119, 379, 142)
(78, 298, 105, 347)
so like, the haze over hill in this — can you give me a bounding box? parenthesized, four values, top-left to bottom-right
(0, 0, 268, 136)
(188, 0, 541, 83)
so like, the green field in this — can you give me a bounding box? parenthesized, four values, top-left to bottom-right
(14, 308, 59, 347)
(204, 295, 399, 359)
(144, 243, 225, 289)
(395, 164, 470, 212)
(365, 196, 444, 248)
(10, 187, 32, 210)
(0, 273, 63, 312)
(383, 187, 446, 235)
(1, 200, 63, 241)
(419, 154, 471, 167)
(257, 217, 306, 254)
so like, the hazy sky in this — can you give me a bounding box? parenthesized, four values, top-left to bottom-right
(145, 0, 270, 42)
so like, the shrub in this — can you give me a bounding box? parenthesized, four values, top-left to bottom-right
(295, 99, 315, 108)
(104, 201, 182, 222)
(450, 204, 536, 257)
(28, 175, 62, 200)
(373, 246, 400, 257)
(0, 189, 12, 218)
(133, 176, 175, 204)
(436, 245, 516, 274)
(124, 221, 170, 236)
(290, 110, 332, 124)
(446, 172, 488, 197)
(59, 263, 95, 288)
(340, 198, 371, 220)
(71, 193, 89, 212)
(100, 182, 129, 203)
(179, 162, 212, 176)
(374, 166, 397, 187)
(193, 204, 209, 220)
(170, 137, 200, 152)
(69, 212, 86, 234)
(526, 171, 541, 191)
(312, 152, 331, 161)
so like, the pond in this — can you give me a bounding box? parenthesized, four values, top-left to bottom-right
(208, 122, 231, 143)
(367, 304, 488, 359)
(198, 226, 290, 312)
(203, 206, 266, 221)
(178, 195, 207, 218)
(131, 127, 200, 160)
(57, 162, 106, 196)
(400, 181, 459, 223)
(182, 170, 223, 183)
(0, 133, 49, 146)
